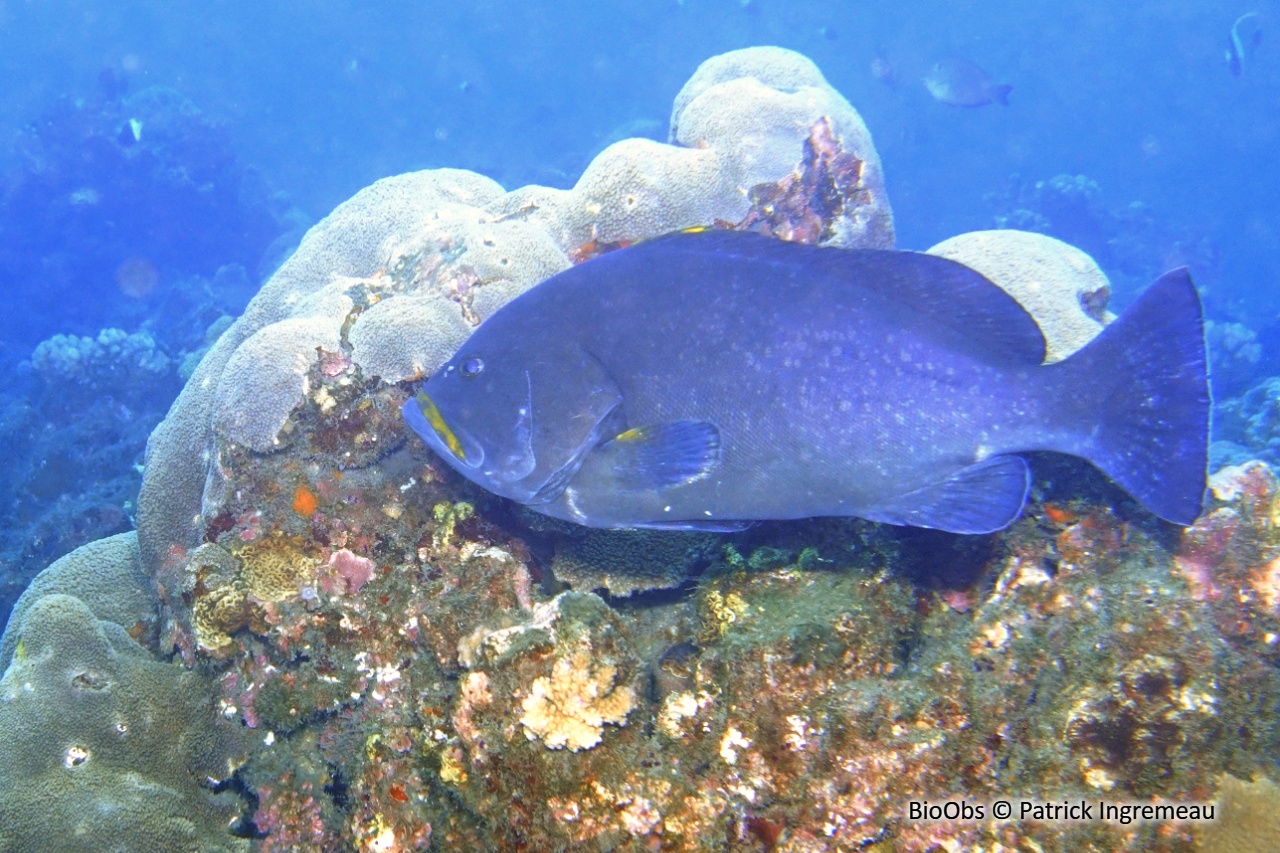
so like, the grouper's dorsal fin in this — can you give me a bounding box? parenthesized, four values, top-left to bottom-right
(638, 230, 1048, 366)
(853, 250, 1047, 365)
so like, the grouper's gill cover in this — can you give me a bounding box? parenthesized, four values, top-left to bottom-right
(403, 230, 1208, 534)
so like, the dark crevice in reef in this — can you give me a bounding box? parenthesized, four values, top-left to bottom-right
(209, 769, 267, 839)
(324, 762, 351, 811)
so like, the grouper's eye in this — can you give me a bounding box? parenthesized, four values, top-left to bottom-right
(460, 356, 485, 379)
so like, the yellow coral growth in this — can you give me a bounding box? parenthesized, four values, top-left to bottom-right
(192, 583, 251, 652)
(699, 588, 749, 642)
(1195, 773, 1280, 853)
(237, 536, 317, 602)
(432, 501, 475, 549)
(519, 640, 635, 752)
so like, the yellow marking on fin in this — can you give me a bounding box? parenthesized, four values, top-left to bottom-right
(614, 427, 648, 443)
(680, 225, 710, 234)
(416, 391, 466, 460)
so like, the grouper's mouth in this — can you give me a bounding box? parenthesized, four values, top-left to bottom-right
(402, 365, 623, 508)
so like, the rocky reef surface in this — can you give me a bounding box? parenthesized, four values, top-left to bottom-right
(2, 47, 1279, 853)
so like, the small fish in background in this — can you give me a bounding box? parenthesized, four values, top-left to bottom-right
(1226, 12, 1263, 77)
(116, 118, 143, 147)
(869, 55, 897, 86)
(924, 57, 1011, 107)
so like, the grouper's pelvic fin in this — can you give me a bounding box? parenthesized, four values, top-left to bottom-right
(1070, 267, 1209, 525)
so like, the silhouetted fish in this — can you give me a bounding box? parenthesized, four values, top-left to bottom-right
(404, 231, 1208, 534)
(1227, 12, 1262, 77)
(924, 57, 1011, 107)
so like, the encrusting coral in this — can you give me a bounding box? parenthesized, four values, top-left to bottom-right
(516, 619, 636, 751)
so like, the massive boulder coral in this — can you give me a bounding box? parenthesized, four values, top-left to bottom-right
(0, 532, 155, 669)
(0, 594, 248, 852)
(669, 46, 893, 248)
(928, 229, 1113, 361)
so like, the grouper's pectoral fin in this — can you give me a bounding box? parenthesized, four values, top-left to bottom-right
(595, 420, 722, 491)
(861, 455, 1031, 534)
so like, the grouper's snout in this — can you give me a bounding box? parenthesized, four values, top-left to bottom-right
(402, 386, 552, 503)
(401, 393, 486, 471)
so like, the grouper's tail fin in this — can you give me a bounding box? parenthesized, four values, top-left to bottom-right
(1070, 267, 1209, 525)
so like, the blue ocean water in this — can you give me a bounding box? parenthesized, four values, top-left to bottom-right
(0, 0, 1275, 615)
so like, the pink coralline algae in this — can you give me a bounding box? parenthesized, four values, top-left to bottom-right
(322, 547, 377, 596)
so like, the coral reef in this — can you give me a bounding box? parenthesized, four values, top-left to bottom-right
(0, 75, 296, 606)
(136, 44, 892, 580)
(669, 49, 892, 248)
(1215, 379, 1280, 468)
(927, 229, 1112, 361)
(984, 173, 1218, 299)
(0, 313, 196, 623)
(515, 505, 721, 596)
(31, 328, 173, 397)
(0, 79, 288, 355)
(5, 45, 1278, 853)
(1204, 319, 1263, 398)
(0, 348, 167, 623)
(542, 524, 720, 597)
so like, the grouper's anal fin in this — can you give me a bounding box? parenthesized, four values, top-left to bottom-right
(861, 455, 1031, 534)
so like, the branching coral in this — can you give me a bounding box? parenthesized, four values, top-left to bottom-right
(519, 637, 636, 752)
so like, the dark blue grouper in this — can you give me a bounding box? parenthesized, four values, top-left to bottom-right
(403, 230, 1208, 534)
